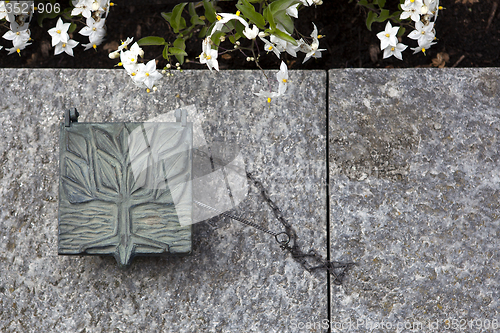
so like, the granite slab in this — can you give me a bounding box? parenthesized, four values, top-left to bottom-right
(0, 69, 327, 332)
(329, 68, 500, 332)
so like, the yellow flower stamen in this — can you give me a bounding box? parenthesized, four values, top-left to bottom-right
(146, 88, 151, 93)
(317, 34, 324, 39)
(62, 43, 66, 48)
(145, 73, 149, 76)
(92, 44, 97, 49)
(422, 47, 426, 55)
(438, 6, 443, 10)
(236, 10, 241, 16)
(118, 62, 123, 66)
(206, 55, 212, 60)
(131, 72, 136, 76)
(391, 47, 395, 51)
(385, 33, 390, 37)
(267, 97, 271, 103)
(110, 2, 114, 6)
(421, 31, 425, 34)
(282, 79, 287, 83)
(16, 31, 20, 35)
(131, 58, 135, 62)
(57, 30, 61, 34)
(216, 15, 222, 21)
(93, 27, 96, 31)
(268, 45, 273, 50)
(410, 0, 415, 2)
(16, 48, 20, 54)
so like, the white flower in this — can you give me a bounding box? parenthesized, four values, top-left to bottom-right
(136, 59, 163, 89)
(54, 39, 79, 56)
(270, 24, 299, 57)
(243, 25, 259, 40)
(120, 42, 142, 71)
(300, 23, 326, 63)
(271, 34, 298, 57)
(254, 89, 280, 103)
(79, 17, 106, 40)
(276, 61, 288, 95)
(71, 0, 93, 18)
(425, 0, 440, 19)
(299, 0, 314, 5)
(117, 37, 133, 51)
(199, 38, 219, 72)
(410, 39, 436, 54)
(109, 38, 134, 59)
(376, 21, 399, 50)
(0, 2, 10, 21)
(402, 0, 423, 11)
(408, 21, 435, 46)
(382, 42, 407, 60)
(6, 38, 31, 55)
(286, 4, 299, 18)
(48, 18, 71, 47)
(259, 36, 281, 59)
(3, 29, 30, 46)
(400, 0, 423, 21)
(212, 12, 248, 34)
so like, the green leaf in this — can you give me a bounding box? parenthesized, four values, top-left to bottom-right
(168, 47, 188, 56)
(272, 28, 298, 46)
(378, 0, 386, 7)
(191, 15, 205, 26)
(161, 11, 173, 24)
(211, 31, 225, 46)
(263, 7, 276, 30)
(137, 36, 166, 46)
(162, 45, 169, 60)
(274, 10, 294, 34)
(397, 26, 405, 37)
(174, 38, 185, 50)
(235, 1, 265, 29)
(36, 10, 60, 27)
(203, 0, 217, 23)
(233, 20, 246, 37)
(377, 9, 390, 22)
(269, 0, 299, 15)
(366, 11, 376, 31)
(188, 2, 197, 17)
(68, 22, 77, 34)
(171, 2, 187, 33)
(199, 26, 208, 38)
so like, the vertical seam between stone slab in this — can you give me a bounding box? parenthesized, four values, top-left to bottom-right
(325, 70, 332, 333)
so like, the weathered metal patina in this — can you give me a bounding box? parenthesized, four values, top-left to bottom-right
(58, 109, 192, 266)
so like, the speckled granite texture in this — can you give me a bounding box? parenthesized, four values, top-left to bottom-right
(0, 69, 327, 332)
(2, 68, 499, 333)
(329, 69, 500, 332)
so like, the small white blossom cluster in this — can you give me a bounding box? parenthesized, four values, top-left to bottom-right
(198, 1, 324, 102)
(377, 0, 440, 60)
(1, 1, 33, 55)
(1, 0, 112, 56)
(254, 61, 288, 103)
(109, 38, 163, 93)
(72, 0, 111, 51)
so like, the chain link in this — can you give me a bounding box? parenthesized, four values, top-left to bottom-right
(194, 166, 356, 285)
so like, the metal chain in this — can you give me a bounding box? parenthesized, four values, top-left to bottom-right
(194, 165, 356, 285)
(245, 172, 356, 285)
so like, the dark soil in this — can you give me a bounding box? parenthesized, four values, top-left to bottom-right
(1, 0, 499, 69)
